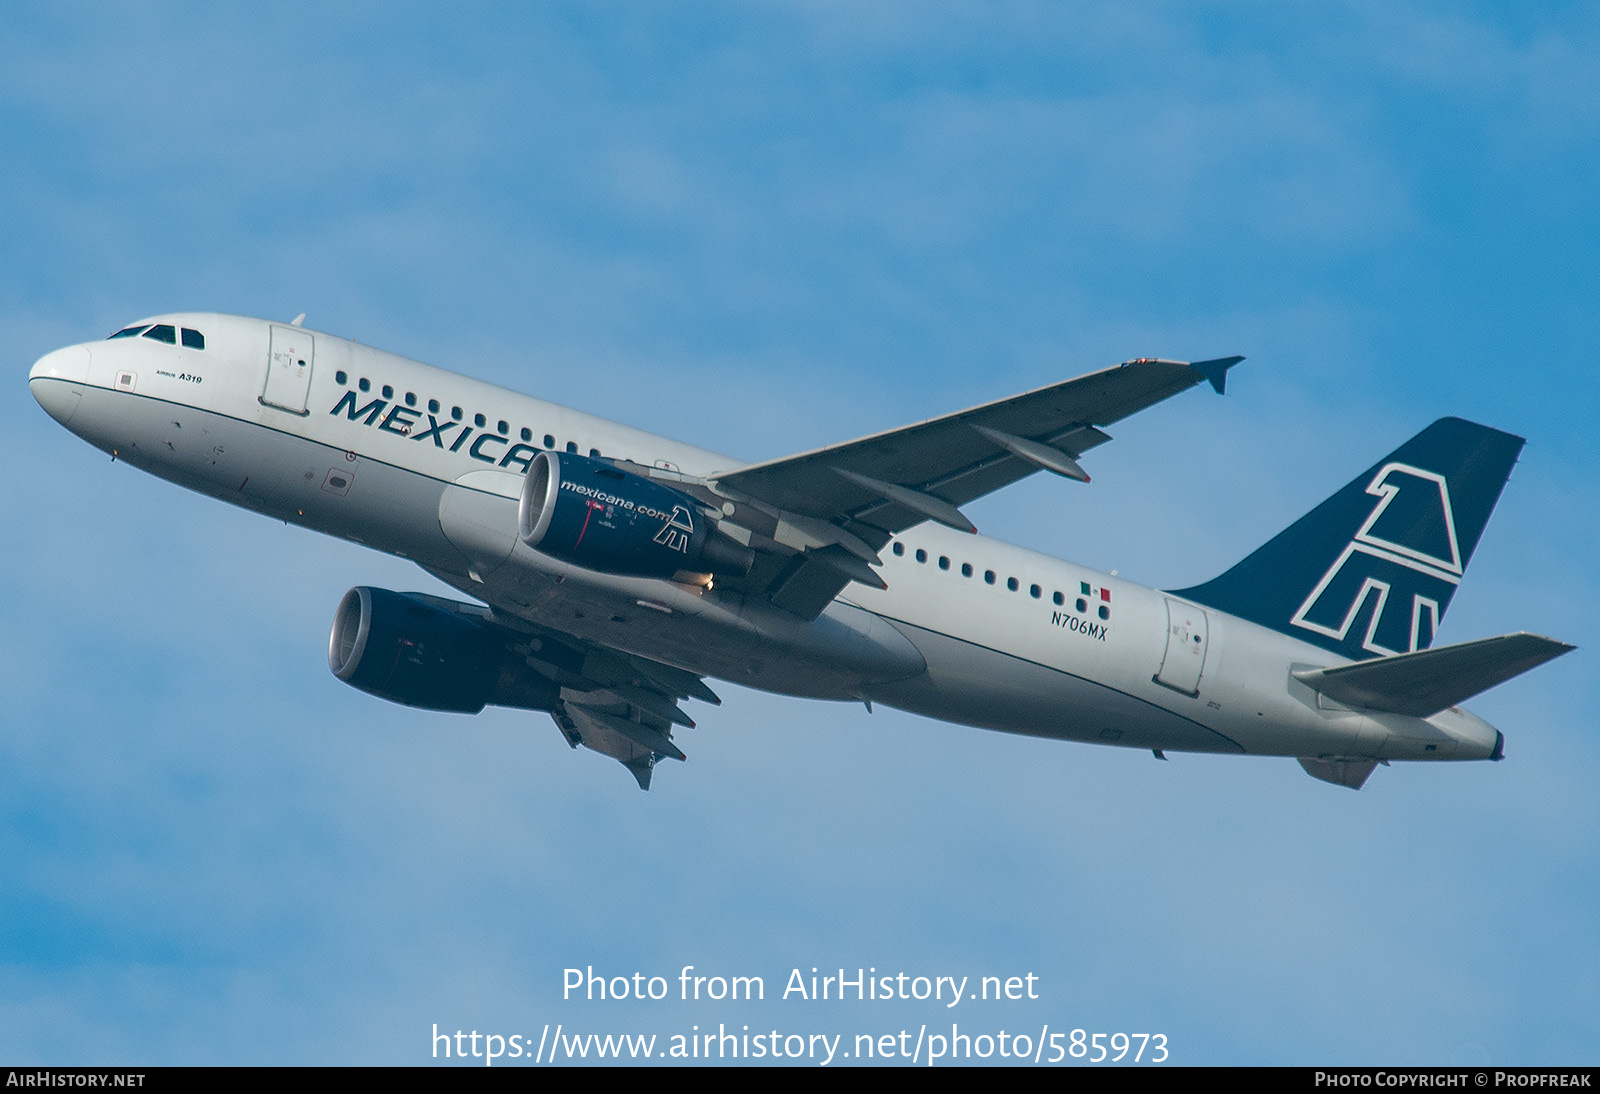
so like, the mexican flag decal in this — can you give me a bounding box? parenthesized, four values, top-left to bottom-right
(1081, 581, 1112, 619)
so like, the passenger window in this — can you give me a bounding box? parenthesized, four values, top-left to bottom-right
(984, 570, 996, 585)
(544, 434, 555, 448)
(452, 406, 463, 421)
(180, 328, 205, 350)
(499, 420, 510, 435)
(108, 325, 149, 339)
(1007, 577, 1019, 592)
(359, 378, 371, 392)
(141, 324, 177, 344)
(938, 556, 950, 571)
(892, 543, 904, 557)
(474, 413, 486, 428)
(566, 442, 577, 453)
(521, 427, 532, 442)
(335, 371, 348, 385)
(961, 563, 973, 577)
(428, 398, 440, 414)
(405, 392, 417, 407)
(915, 549, 927, 564)
(382, 384, 394, 399)
(1053, 591, 1064, 606)
(1030, 584, 1041, 599)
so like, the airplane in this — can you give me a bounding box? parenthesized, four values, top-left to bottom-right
(28, 312, 1573, 790)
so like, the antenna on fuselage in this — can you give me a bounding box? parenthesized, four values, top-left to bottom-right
(290, 313, 306, 327)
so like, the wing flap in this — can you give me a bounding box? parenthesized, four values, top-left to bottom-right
(1292, 632, 1574, 718)
(767, 548, 862, 619)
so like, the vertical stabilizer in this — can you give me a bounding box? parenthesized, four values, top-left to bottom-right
(1172, 418, 1524, 661)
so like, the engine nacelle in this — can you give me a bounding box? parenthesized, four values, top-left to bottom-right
(518, 451, 754, 579)
(328, 587, 558, 714)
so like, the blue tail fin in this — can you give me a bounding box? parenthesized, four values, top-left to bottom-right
(1171, 417, 1524, 661)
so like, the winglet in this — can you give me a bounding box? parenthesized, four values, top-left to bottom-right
(624, 755, 655, 791)
(1189, 356, 1244, 395)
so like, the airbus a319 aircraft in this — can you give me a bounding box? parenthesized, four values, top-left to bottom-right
(29, 313, 1572, 790)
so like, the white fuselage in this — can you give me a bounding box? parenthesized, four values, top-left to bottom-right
(28, 313, 1502, 766)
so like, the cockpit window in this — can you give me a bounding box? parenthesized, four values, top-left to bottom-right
(108, 325, 150, 339)
(181, 328, 205, 350)
(141, 324, 177, 344)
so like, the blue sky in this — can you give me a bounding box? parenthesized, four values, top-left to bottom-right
(3, 1, 1597, 1065)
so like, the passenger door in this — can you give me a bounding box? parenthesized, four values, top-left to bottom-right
(1155, 597, 1209, 695)
(261, 325, 315, 414)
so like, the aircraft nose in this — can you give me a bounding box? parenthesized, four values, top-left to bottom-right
(29, 344, 92, 426)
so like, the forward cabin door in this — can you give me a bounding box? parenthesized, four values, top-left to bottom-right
(262, 325, 315, 414)
(1155, 597, 1210, 695)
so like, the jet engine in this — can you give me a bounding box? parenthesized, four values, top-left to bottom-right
(518, 451, 754, 578)
(328, 586, 558, 714)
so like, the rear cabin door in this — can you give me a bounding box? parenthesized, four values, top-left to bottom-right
(262, 325, 315, 414)
(1155, 597, 1210, 695)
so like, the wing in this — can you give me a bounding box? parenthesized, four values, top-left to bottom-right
(544, 638, 720, 791)
(528, 625, 720, 790)
(412, 587, 719, 790)
(699, 356, 1241, 617)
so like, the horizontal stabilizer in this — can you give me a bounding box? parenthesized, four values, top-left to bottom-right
(1293, 632, 1574, 718)
(1299, 757, 1381, 790)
